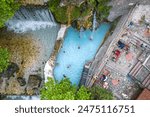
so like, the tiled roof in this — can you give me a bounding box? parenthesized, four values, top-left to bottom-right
(137, 88, 150, 100)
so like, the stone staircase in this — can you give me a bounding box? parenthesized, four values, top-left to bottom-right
(129, 61, 150, 90)
(79, 62, 91, 86)
(142, 74, 150, 90)
(129, 61, 142, 77)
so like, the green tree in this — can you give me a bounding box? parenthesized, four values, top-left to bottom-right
(0, 48, 10, 73)
(76, 85, 91, 100)
(0, 0, 20, 28)
(90, 86, 113, 100)
(40, 78, 91, 100)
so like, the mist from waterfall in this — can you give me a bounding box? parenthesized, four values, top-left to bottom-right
(5, 6, 56, 33)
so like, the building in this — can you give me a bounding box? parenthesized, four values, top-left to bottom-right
(82, 4, 150, 99)
(129, 52, 150, 90)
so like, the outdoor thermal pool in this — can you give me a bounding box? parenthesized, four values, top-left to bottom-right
(54, 23, 110, 85)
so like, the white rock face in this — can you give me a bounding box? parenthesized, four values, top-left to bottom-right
(131, 5, 150, 24)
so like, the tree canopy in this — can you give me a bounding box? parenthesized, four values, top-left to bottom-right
(0, 0, 20, 28)
(40, 78, 91, 100)
(90, 86, 113, 100)
(0, 48, 10, 73)
(48, 0, 111, 28)
(40, 78, 113, 100)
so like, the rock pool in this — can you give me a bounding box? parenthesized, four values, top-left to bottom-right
(54, 23, 110, 85)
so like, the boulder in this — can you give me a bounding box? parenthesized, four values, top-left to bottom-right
(17, 77, 26, 86)
(0, 63, 19, 78)
(27, 75, 42, 88)
(26, 75, 42, 95)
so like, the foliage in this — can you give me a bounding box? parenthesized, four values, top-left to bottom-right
(76, 85, 91, 100)
(48, 0, 82, 24)
(40, 78, 91, 100)
(90, 86, 113, 100)
(87, 0, 97, 9)
(87, 0, 111, 21)
(0, 0, 20, 28)
(54, 6, 68, 24)
(48, 0, 111, 27)
(48, 0, 68, 24)
(70, 6, 80, 22)
(0, 48, 10, 73)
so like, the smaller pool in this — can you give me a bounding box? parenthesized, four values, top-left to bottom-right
(54, 23, 110, 85)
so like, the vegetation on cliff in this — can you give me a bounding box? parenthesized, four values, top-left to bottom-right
(0, 48, 10, 73)
(40, 78, 113, 100)
(0, 0, 20, 28)
(48, 0, 111, 28)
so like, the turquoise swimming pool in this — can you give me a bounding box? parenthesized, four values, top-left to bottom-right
(54, 23, 110, 85)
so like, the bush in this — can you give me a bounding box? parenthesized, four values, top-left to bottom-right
(0, 48, 10, 73)
(90, 86, 113, 100)
(54, 6, 68, 24)
(48, 0, 111, 26)
(0, 0, 20, 28)
(40, 78, 91, 100)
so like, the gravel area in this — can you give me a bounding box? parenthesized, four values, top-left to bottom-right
(0, 25, 59, 95)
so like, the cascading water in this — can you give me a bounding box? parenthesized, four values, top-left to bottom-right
(79, 27, 84, 38)
(5, 6, 56, 33)
(90, 12, 97, 39)
(92, 12, 97, 32)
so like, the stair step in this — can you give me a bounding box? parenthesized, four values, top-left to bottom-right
(142, 74, 150, 86)
(129, 61, 141, 76)
(132, 63, 142, 76)
(145, 79, 150, 88)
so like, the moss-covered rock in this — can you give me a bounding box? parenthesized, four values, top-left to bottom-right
(48, 0, 111, 29)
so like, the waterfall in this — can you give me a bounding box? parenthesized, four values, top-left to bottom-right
(79, 27, 84, 38)
(5, 6, 56, 33)
(92, 12, 97, 32)
(90, 12, 97, 40)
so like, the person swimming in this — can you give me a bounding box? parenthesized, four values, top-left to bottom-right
(89, 37, 93, 40)
(67, 64, 71, 68)
(63, 74, 66, 78)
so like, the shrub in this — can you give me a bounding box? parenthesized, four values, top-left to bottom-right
(0, 48, 10, 73)
(0, 0, 20, 28)
(40, 78, 91, 100)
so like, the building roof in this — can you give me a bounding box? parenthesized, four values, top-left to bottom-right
(137, 88, 150, 100)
